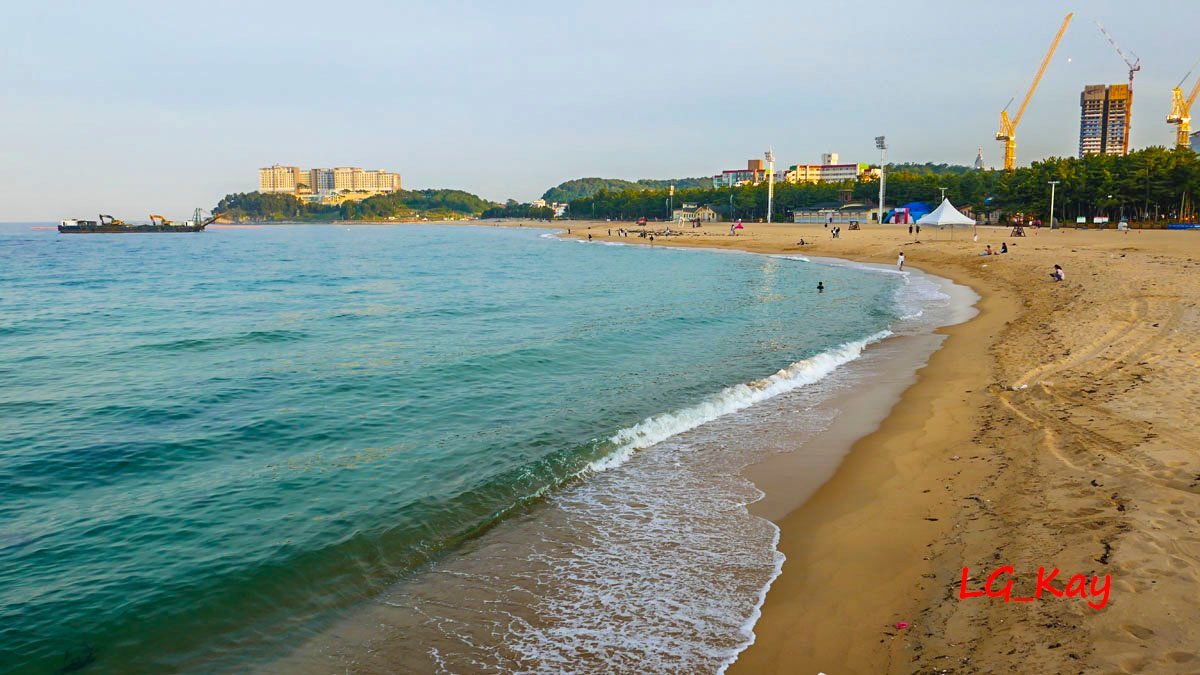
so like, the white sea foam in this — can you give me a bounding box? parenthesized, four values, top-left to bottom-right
(587, 329, 892, 475)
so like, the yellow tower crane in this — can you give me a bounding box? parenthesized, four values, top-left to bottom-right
(996, 12, 1074, 171)
(1167, 63, 1200, 149)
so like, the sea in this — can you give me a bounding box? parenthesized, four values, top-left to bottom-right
(0, 222, 971, 674)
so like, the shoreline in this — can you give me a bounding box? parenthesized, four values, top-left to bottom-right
(67, 217, 1196, 672)
(555, 219, 1200, 673)
(551, 223, 994, 672)
(252, 224, 967, 674)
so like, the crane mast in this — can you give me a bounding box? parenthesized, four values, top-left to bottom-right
(1167, 74, 1200, 149)
(1096, 21, 1140, 155)
(996, 12, 1073, 171)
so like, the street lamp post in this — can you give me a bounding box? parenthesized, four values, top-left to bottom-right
(765, 149, 776, 223)
(939, 186, 948, 202)
(1048, 181, 1060, 229)
(875, 136, 887, 225)
(668, 184, 674, 222)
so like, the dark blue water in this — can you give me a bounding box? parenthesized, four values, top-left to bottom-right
(0, 223, 900, 673)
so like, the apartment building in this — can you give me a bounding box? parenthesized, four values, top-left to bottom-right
(259, 165, 307, 193)
(1079, 84, 1130, 157)
(259, 165, 402, 197)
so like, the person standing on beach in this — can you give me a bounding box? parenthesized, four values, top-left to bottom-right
(908, 224, 913, 236)
(898, 251, 905, 271)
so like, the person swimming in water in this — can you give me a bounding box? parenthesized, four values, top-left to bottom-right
(817, 281, 825, 293)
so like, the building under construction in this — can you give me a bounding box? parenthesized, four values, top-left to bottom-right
(1079, 83, 1130, 157)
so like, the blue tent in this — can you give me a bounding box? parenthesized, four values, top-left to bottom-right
(901, 201, 932, 220)
(884, 202, 931, 224)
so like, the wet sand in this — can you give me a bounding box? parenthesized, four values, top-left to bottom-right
(560, 220, 1200, 674)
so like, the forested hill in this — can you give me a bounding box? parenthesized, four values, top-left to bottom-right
(542, 177, 714, 202)
(888, 162, 975, 175)
(214, 189, 496, 222)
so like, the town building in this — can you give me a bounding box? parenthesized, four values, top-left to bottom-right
(672, 203, 719, 222)
(1079, 84, 1130, 157)
(713, 154, 875, 188)
(783, 153, 871, 184)
(1191, 131, 1200, 154)
(713, 159, 769, 187)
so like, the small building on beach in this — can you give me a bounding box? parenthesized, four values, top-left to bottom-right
(792, 200, 883, 225)
(673, 203, 719, 222)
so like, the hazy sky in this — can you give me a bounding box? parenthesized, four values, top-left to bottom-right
(2, 0, 1198, 220)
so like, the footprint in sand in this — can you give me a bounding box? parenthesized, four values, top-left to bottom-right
(1122, 624, 1156, 640)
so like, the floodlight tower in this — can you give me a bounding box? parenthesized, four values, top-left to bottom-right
(875, 136, 888, 225)
(765, 149, 776, 223)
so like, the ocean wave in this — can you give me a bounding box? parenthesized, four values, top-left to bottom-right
(131, 329, 307, 353)
(587, 329, 892, 474)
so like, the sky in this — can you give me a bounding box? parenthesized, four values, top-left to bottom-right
(2, 0, 1198, 220)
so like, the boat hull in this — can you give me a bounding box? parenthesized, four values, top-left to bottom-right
(58, 225, 207, 233)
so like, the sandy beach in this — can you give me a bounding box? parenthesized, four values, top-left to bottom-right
(554, 219, 1200, 674)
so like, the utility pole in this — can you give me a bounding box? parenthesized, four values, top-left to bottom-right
(875, 136, 888, 224)
(765, 149, 775, 223)
(1048, 180, 1060, 229)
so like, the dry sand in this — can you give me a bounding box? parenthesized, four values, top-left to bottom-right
(554, 219, 1200, 674)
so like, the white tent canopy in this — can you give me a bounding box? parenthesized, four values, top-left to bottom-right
(916, 198, 975, 226)
(916, 198, 975, 239)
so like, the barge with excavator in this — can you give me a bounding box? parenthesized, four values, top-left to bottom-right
(59, 209, 220, 233)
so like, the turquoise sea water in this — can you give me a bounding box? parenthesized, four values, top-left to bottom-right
(0, 223, 902, 673)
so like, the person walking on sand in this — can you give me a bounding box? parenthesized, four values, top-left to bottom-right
(908, 224, 913, 236)
(898, 251, 905, 271)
